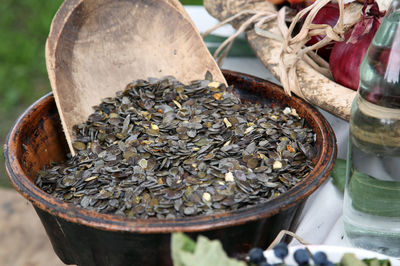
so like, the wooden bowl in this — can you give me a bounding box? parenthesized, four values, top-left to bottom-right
(4, 70, 337, 266)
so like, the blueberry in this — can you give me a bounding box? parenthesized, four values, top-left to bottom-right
(293, 248, 309, 265)
(273, 242, 289, 260)
(313, 251, 328, 265)
(248, 247, 266, 264)
(322, 262, 335, 266)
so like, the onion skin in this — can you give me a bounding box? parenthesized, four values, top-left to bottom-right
(329, 2, 384, 91)
(306, 3, 340, 60)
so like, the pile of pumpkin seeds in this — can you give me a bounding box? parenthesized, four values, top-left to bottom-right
(35, 75, 316, 219)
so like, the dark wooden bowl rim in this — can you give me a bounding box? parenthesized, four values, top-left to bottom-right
(4, 70, 337, 233)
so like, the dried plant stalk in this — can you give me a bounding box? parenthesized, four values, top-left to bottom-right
(267, 230, 311, 250)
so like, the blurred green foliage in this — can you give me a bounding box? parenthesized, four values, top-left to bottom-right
(0, 0, 63, 187)
(0, 1, 202, 110)
(0, 0, 61, 111)
(182, 0, 203, 4)
(0, 0, 204, 187)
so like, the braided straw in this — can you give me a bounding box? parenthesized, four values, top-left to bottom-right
(202, 9, 278, 65)
(279, 0, 345, 97)
(204, 0, 361, 97)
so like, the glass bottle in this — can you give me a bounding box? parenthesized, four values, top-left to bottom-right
(343, 0, 400, 257)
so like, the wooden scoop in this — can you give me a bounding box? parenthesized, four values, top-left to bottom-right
(46, 0, 226, 155)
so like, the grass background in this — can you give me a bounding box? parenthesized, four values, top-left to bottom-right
(0, 0, 204, 187)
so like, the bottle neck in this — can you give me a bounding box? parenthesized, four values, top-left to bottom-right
(389, 0, 400, 14)
(357, 1, 400, 109)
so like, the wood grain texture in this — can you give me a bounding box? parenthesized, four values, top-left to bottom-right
(204, 0, 356, 121)
(46, 0, 226, 154)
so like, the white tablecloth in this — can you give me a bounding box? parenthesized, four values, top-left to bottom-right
(185, 6, 350, 247)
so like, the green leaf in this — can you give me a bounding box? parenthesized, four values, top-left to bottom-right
(331, 158, 347, 193)
(171, 233, 246, 266)
(332, 159, 400, 217)
(171, 233, 196, 266)
(340, 253, 368, 266)
(191, 236, 246, 266)
(349, 169, 400, 217)
(362, 258, 392, 266)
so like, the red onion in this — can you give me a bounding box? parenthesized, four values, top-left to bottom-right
(329, 2, 385, 91)
(306, 3, 340, 60)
